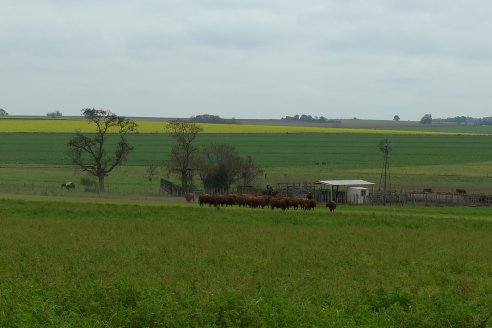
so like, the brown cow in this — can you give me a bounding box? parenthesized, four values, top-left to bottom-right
(185, 192, 195, 202)
(456, 189, 467, 195)
(270, 197, 289, 211)
(300, 199, 316, 210)
(326, 201, 336, 212)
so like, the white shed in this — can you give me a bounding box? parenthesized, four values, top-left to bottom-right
(317, 180, 375, 204)
(347, 187, 369, 204)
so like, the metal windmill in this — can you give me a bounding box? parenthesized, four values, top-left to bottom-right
(378, 138, 392, 194)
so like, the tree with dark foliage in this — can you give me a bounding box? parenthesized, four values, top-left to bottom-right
(197, 143, 260, 191)
(198, 143, 242, 190)
(420, 114, 432, 124)
(67, 108, 137, 192)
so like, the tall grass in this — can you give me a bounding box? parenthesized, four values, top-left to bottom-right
(0, 198, 491, 327)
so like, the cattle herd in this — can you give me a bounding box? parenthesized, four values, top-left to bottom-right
(191, 193, 337, 212)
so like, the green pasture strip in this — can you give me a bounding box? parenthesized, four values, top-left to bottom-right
(1, 117, 490, 135)
(1, 195, 491, 221)
(0, 199, 491, 327)
(3, 162, 492, 197)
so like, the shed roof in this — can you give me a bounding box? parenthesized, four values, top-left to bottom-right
(317, 180, 375, 186)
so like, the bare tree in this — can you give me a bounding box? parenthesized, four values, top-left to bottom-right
(164, 120, 203, 191)
(145, 163, 159, 182)
(237, 155, 263, 186)
(67, 108, 137, 192)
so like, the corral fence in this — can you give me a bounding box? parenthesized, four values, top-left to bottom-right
(370, 191, 492, 206)
(405, 192, 492, 206)
(161, 182, 492, 207)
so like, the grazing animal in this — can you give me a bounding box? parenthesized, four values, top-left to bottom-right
(456, 189, 467, 195)
(270, 198, 289, 211)
(198, 194, 212, 206)
(300, 199, 316, 211)
(185, 192, 195, 202)
(61, 182, 75, 190)
(326, 200, 336, 212)
(423, 188, 432, 193)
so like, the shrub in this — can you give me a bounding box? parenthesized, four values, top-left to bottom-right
(80, 177, 97, 192)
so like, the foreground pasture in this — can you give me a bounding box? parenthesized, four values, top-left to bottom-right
(0, 198, 491, 327)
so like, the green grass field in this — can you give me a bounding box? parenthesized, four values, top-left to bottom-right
(0, 197, 491, 327)
(1, 119, 492, 327)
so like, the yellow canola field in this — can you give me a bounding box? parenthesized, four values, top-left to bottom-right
(0, 118, 484, 135)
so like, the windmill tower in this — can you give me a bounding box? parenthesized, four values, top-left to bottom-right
(378, 138, 392, 194)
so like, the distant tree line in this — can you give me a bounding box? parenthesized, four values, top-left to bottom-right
(431, 115, 492, 125)
(190, 114, 238, 124)
(47, 111, 62, 118)
(281, 114, 340, 124)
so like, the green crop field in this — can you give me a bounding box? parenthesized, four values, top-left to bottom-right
(1, 132, 492, 194)
(0, 197, 491, 327)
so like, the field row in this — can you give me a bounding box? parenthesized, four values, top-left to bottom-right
(3, 133, 492, 168)
(1, 118, 490, 135)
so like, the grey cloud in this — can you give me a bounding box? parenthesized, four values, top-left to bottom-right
(2, 0, 492, 119)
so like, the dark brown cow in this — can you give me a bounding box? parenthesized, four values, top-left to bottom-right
(61, 182, 75, 190)
(326, 201, 336, 212)
(423, 188, 432, 193)
(456, 189, 467, 195)
(198, 194, 212, 206)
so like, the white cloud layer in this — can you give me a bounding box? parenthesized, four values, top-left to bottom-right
(1, 0, 491, 120)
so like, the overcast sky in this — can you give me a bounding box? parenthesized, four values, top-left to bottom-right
(1, 0, 491, 120)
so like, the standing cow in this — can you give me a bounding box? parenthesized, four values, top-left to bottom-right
(61, 182, 75, 190)
(185, 192, 195, 202)
(326, 200, 336, 212)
